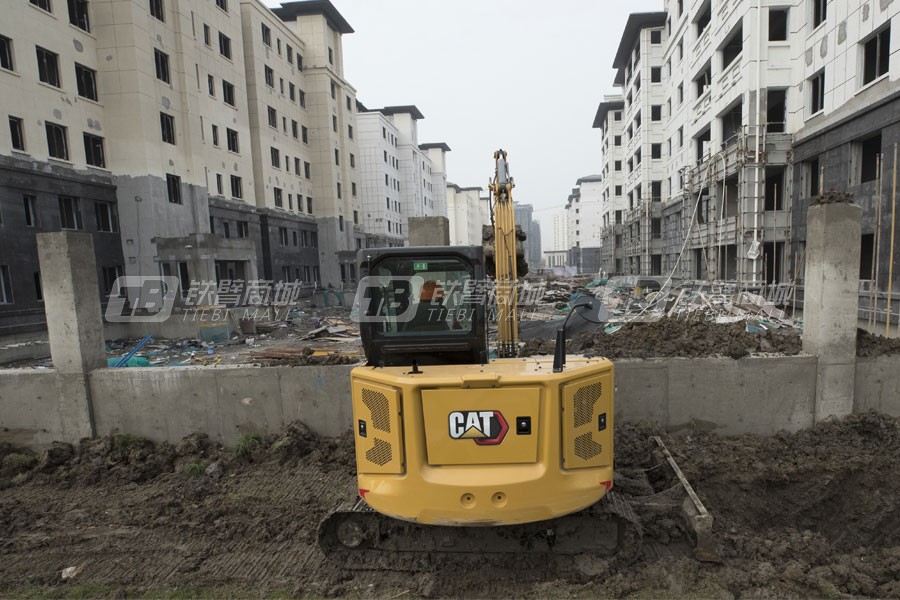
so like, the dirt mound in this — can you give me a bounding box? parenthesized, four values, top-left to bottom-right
(3, 415, 900, 598)
(857, 329, 900, 357)
(521, 318, 802, 359)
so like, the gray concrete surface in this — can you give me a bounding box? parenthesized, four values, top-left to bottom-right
(854, 356, 900, 416)
(408, 216, 450, 246)
(36, 233, 106, 374)
(802, 202, 862, 421)
(0, 353, 862, 450)
(0, 369, 93, 448)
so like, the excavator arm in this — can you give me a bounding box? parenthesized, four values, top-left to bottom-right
(488, 150, 520, 358)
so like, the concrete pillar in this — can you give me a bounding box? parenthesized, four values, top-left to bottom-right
(802, 202, 861, 421)
(408, 216, 450, 246)
(36, 232, 106, 374)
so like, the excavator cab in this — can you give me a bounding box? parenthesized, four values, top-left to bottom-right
(356, 246, 488, 367)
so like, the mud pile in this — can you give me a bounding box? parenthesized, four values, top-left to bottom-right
(857, 329, 900, 357)
(521, 318, 802, 359)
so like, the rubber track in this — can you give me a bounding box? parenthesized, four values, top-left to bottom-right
(318, 492, 642, 573)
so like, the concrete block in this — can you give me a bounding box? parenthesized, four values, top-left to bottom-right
(815, 362, 857, 421)
(855, 356, 900, 416)
(278, 365, 354, 437)
(0, 370, 93, 448)
(215, 368, 284, 440)
(90, 367, 220, 443)
(36, 232, 106, 374)
(408, 216, 450, 247)
(614, 359, 669, 425)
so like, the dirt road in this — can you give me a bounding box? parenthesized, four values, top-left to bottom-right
(2, 414, 900, 598)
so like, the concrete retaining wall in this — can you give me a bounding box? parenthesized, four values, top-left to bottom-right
(854, 356, 900, 416)
(0, 354, 842, 449)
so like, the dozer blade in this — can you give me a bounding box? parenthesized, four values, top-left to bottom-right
(318, 492, 642, 574)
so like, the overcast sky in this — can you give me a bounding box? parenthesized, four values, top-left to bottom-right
(265, 0, 661, 248)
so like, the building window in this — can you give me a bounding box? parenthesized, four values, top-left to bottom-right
(218, 33, 231, 59)
(261, 23, 271, 47)
(160, 112, 175, 144)
(149, 0, 164, 21)
(230, 175, 242, 198)
(338, 215, 344, 231)
(353, 210, 358, 224)
(614, 135, 621, 146)
(68, 0, 90, 32)
(352, 183, 357, 197)
(695, 1, 711, 36)
(304, 161, 311, 179)
(677, 82, 684, 104)
(615, 185, 622, 196)
(94, 201, 118, 232)
(264, 65, 274, 87)
(769, 8, 788, 41)
(270, 146, 280, 168)
(277, 227, 288, 246)
(337, 182, 342, 199)
(289, 82, 295, 101)
(222, 80, 235, 106)
(166, 173, 181, 204)
(207, 74, 215, 96)
(348, 124, 353, 139)
(291, 120, 298, 139)
(334, 148, 340, 165)
(59, 196, 83, 229)
(83, 133, 105, 168)
(856, 133, 882, 184)
(36, 46, 60, 87)
(722, 25, 743, 69)
(0, 35, 13, 71)
(299, 89, 306, 107)
(806, 157, 821, 197)
(307, 197, 313, 213)
(216, 173, 223, 194)
(330, 80, 336, 99)
(695, 65, 711, 97)
(350, 153, 355, 168)
(30, 0, 52, 12)
(237, 221, 248, 238)
(215, 0, 227, 12)
(651, 66, 661, 83)
(812, 0, 826, 28)
(651, 29, 662, 44)
(651, 105, 662, 121)
(209, 124, 219, 147)
(226, 128, 238, 153)
(0, 266, 12, 304)
(45, 122, 68, 160)
(34, 272, 43, 301)
(274, 187, 283, 208)
(9, 116, 25, 151)
(154, 49, 169, 83)
(332, 115, 338, 132)
(809, 70, 825, 115)
(203, 24, 210, 45)
(267, 105, 277, 128)
(651, 143, 662, 159)
(862, 25, 891, 86)
(287, 45, 293, 63)
(72, 63, 98, 101)
(24, 195, 38, 227)
(328, 47, 334, 64)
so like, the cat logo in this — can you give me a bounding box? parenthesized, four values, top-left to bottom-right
(448, 410, 509, 446)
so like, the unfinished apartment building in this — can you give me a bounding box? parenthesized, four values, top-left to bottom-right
(595, 2, 798, 286)
(597, 0, 900, 308)
(355, 104, 451, 249)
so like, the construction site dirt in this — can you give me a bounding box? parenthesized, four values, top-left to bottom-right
(2, 412, 900, 598)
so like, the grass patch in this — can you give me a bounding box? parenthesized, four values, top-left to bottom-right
(112, 433, 147, 453)
(231, 433, 263, 460)
(181, 460, 210, 478)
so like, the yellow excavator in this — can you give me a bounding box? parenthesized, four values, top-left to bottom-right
(319, 151, 636, 570)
